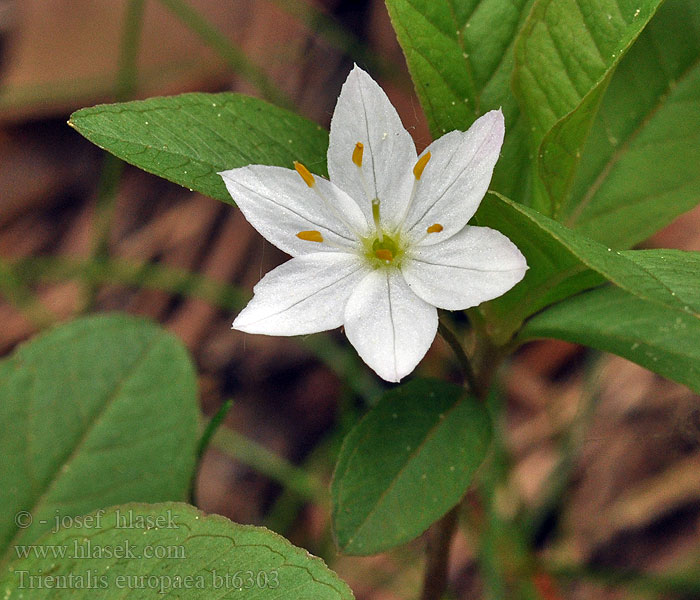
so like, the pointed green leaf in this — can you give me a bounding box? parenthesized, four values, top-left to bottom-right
(69, 93, 329, 203)
(475, 192, 693, 343)
(514, 0, 664, 214)
(0, 503, 354, 599)
(621, 249, 700, 313)
(0, 315, 198, 567)
(385, 0, 534, 133)
(331, 378, 491, 555)
(564, 0, 700, 247)
(385, 0, 534, 201)
(520, 249, 700, 393)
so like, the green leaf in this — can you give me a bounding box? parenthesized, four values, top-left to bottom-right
(475, 192, 692, 343)
(520, 250, 700, 393)
(385, 0, 535, 201)
(0, 503, 353, 599)
(385, 0, 534, 133)
(69, 93, 329, 204)
(0, 314, 198, 567)
(331, 378, 491, 555)
(621, 249, 700, 312)
(514, 0, 664, 214)
(563, 0, 700, 247)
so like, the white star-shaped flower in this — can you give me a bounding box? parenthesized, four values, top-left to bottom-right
(219, 66, 527, 382)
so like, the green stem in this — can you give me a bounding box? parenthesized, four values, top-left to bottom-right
(116, 0, 147, 101)
(85, 0, 146, 310)
(523, 356, 603, 542)
(2, 255, 378, 400)
(86, 156, 124, 309)
(544, 561, 700, 597)
(419, 506, 460, 600)
(211, 425, 326, 502)
(0, 262, 54, 328)
(191, 399, 234, 505)
(12, 254, 246, 311)
(0, 2, 147, 322)
(269, 0, 393, 77)
(428, 314, 509, 599)
(157, 0, 293, 109)
(196, 399, 234, 463)
(437, 315, 480, 395)
(422, 316, 493, 600)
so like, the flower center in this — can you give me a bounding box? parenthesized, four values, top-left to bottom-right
(372, 235, 399, 263)
(291, 145, 443, 263)
(350, 142, 443, 267)
(367, 194, 402, 265)
(361, 230, 402, 267)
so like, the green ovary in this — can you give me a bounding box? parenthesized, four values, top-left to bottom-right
(364, 233, 404, 267)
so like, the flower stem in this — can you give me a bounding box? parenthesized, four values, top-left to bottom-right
(437, 315, 480, 396)
(424, 317, 477, 600)
(419, 506, 459, 600)
(85, 0, 145, 311)
(427, 315, 503, 599)
(0, 254, 383, 401)
(157, 0, 294, 109)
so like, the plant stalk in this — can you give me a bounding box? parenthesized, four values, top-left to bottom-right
(419, 506, 459, 600)
(84, 0, 145, 310)
(437, 315, 480, 395)
(426, 316, 505, 599)
(157, 0, 293, 109)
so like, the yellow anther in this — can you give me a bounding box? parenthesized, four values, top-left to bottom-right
(296, 230, 324, 243)
(352, 142, 364, 167)
(427, 223, 444, 234)
(375, 249, 393, 262)
(413, 152, 431, 179)
(293, 161, 315, 187)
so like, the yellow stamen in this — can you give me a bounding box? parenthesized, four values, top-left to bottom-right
(352, 142, 364, 167)
(427, 223, 444, 234)
(375, 249, 393, 262)
(296, 230, 324, 243)
(294, 161, 315, 187)
(413, 152, 431, 179)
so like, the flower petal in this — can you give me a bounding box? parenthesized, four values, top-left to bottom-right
(403, 110, 505, 245)
(220, 165, 368, 256)
(233, 252, 369, 335)
(344, 269, 437, 382)
(328, 65, 417, 227)
(402, 225, 527, 310)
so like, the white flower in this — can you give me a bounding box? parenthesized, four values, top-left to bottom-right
(219, 66, 527, 382)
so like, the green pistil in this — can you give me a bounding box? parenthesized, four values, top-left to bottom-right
(366, 197, 403, 266)
(364, 233, 403, 267)
(372, 236, 398, 255)
(371, 198, 383, 242)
